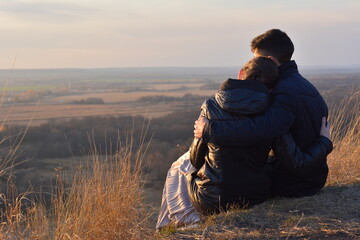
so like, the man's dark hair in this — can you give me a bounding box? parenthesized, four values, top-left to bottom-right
(251, 29, 294, 64)
(241, 57, 279, 88)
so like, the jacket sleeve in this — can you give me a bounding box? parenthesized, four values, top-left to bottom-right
(202, 88, 295, 146)
(274, 133, 333, 175)
(189, 100, 209, 169)
(189, 137, 207, 170)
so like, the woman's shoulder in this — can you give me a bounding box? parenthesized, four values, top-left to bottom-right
(201, 97, 223, 119)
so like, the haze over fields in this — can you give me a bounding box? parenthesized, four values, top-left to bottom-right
(0, 67, 359, 125)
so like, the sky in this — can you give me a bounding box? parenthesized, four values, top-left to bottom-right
(0, 0, 359, 69)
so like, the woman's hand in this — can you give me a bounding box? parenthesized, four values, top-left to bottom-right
(320, 117, 330, 139)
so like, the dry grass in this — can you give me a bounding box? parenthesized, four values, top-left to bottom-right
(52, 137, 151, 240)
(0, 136, 152, 239)
(326, 87, 360, 185)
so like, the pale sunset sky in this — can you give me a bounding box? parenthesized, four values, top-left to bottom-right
(0, 0, 359, 69)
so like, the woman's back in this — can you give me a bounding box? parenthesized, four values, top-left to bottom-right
(189, 79, 272, 215)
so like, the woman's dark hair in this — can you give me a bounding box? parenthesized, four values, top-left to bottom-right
(251, 29, 294, 64)
(241, 57, 279, 88)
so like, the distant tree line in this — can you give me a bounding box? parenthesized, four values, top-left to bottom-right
(137, 93, 208, 104)
(199, 82, 221, 90)
(68, 97, 105, 104)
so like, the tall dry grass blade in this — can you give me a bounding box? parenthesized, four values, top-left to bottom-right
(327, 87, 360, 185)
(50, 132, 152, 240)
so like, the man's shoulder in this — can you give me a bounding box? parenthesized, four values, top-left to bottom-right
(274, 73, 314, 93)
(272, 76, 298, 94)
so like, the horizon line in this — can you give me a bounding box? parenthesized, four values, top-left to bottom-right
(0, 64, 360, 71)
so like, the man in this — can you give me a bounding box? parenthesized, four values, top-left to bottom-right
(194, 29, 331, 197)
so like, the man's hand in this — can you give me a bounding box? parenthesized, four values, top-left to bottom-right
(194, 116, 209, 138)
(320, 117, 330, 139)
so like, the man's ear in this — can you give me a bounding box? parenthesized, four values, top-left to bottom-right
(267, 56, 281, 66)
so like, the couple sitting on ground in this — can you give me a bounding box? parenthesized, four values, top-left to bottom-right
(156, 29, 333, 230)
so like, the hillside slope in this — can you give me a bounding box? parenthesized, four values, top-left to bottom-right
(158, 183, 360, 239)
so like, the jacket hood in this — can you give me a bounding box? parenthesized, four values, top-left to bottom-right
(215, 78, 269, 115)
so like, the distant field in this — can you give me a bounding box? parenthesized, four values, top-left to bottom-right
(55, 90, 213, 103)
(0, 102, 192, 125)
(0, 85, 57, 91)
(1, 88, 214, 125)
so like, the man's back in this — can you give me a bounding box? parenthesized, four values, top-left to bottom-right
(268, 61, 329, 197)
(274, 61, 328, 150)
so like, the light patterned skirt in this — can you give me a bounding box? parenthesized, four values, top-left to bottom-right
(156, 151, 201, 229)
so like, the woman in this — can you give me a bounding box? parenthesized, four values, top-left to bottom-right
(188, 57, 277, 215)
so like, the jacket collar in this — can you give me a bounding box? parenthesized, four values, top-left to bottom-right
(219, 78, 268, 94)
(278, 60, 299, 80)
